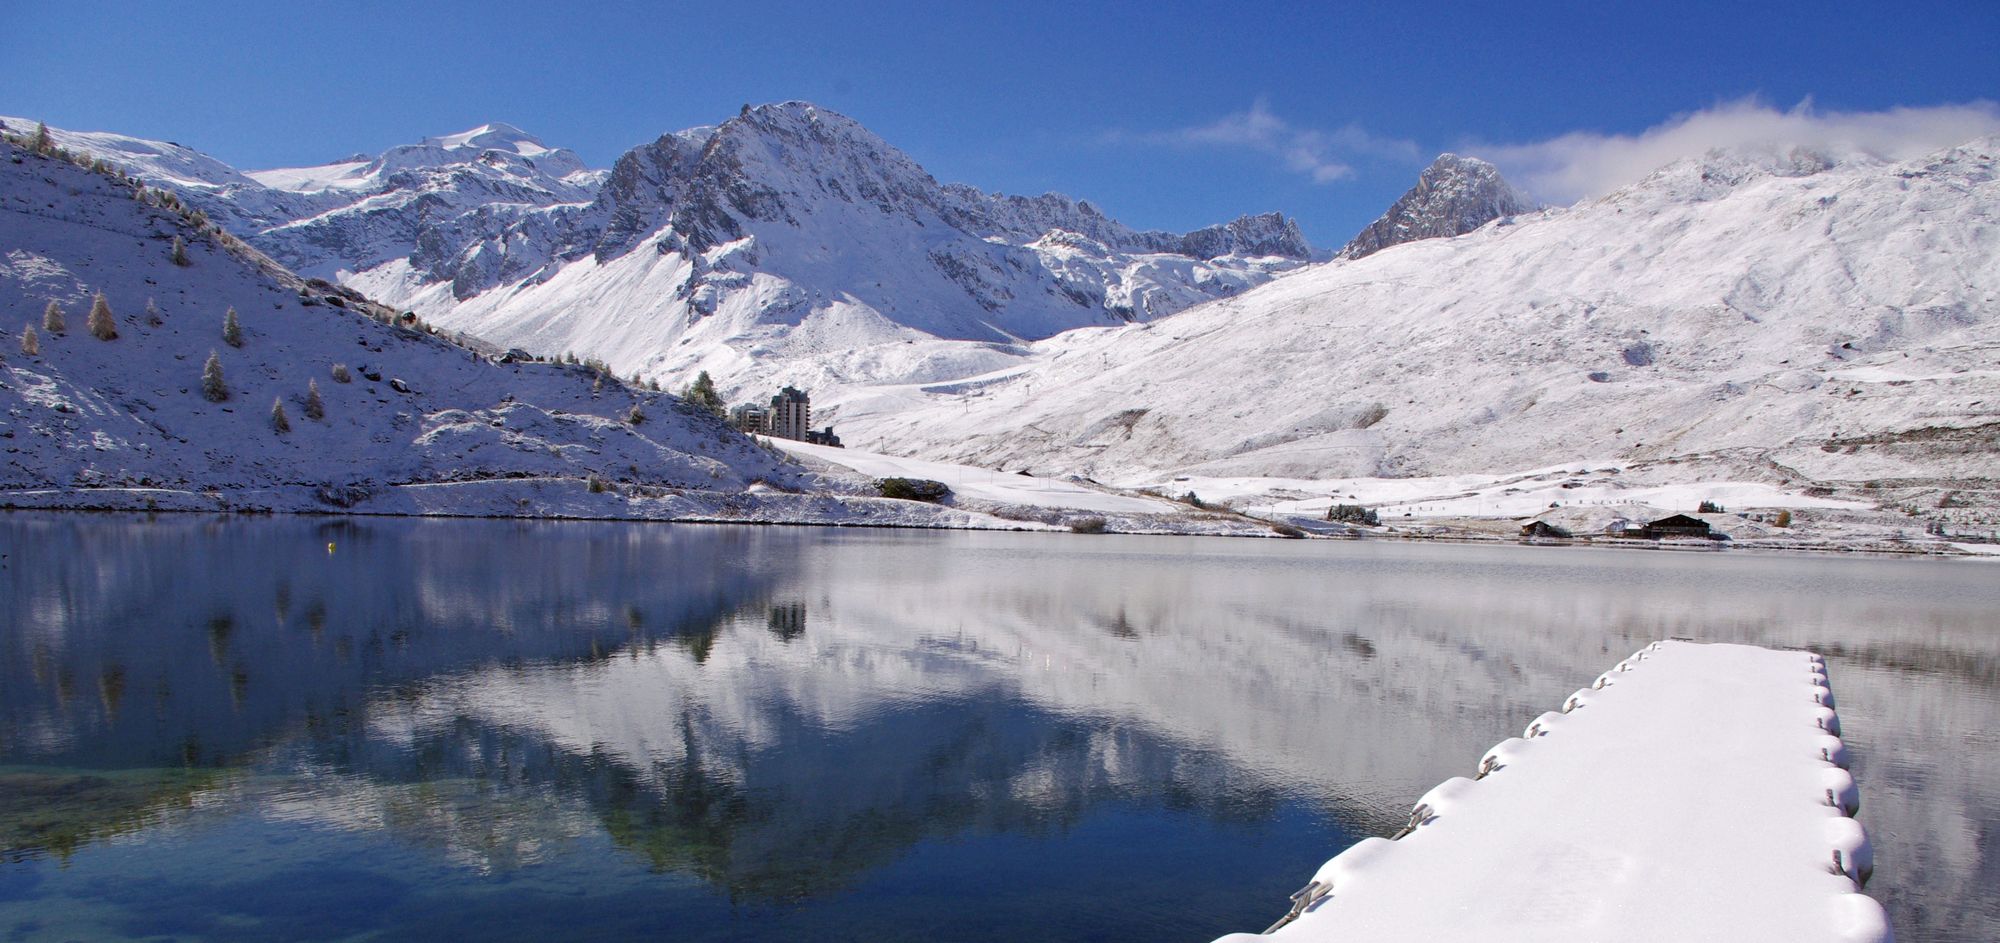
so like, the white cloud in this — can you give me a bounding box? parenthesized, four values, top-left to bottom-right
(1138, 99, 1420, 184)
(1477, 98, 2000, 203)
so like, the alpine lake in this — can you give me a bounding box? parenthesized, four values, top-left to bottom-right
(2, 514, 1994, 942)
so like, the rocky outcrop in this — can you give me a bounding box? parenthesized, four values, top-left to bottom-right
(1339, 154, 1532, 260)
(1176, 212, 1313, 260)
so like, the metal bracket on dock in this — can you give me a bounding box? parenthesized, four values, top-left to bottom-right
(1262, 879, 1331, 934)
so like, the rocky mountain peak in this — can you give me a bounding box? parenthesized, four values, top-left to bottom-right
(366, 123, 592, 186)
(1178, 212, 1312, 260)
(587, 101, 953, 261)
(1338, 154, 1532, 260)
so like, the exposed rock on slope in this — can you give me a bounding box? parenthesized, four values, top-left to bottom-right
(1338, 154, 1532, 260)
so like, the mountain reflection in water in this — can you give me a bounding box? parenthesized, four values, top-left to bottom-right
(1, 514, 1995, 942)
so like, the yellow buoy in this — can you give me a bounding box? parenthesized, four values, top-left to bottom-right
(326, 542, 336, 555)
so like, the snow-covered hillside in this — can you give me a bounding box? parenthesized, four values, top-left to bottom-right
(0, 114, 325, 236)
(0, 133, 802, 517)
(852, 138, 2000, 511)
(1, 130, 1293, 533)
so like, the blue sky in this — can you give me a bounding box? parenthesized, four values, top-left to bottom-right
(6, 0, 1997, 244)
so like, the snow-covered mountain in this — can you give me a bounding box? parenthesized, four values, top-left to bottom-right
(1338, 154, 1532, 260)
(0, 131, 801, 516)
(1, 129, 1268, 532)
(850, 138, 2000, 504)
(4, 107, 1314, 404)
(361, 103, 1312, 399)
(243, 122, 605, 291)
(0, 116, 607, 288)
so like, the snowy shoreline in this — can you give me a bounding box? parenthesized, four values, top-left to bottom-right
(5, 485, 1993, 559)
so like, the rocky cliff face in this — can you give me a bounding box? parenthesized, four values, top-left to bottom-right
(1338, 154, 1532, 260)
(1176, 212, 1313, 260)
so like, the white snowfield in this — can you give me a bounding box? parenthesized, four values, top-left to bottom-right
(1220, 641, 1888, 943)
(771, 439, 1179, 515)
(1146, 462, 1872, 521)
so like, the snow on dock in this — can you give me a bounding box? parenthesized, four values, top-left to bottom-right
(1220, 641, 1889, 943)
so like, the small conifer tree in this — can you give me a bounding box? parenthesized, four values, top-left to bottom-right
(1775, 510, 1792, 528)
(171, 236, 190, 266)
(145, 297, 163, 326)
(43, 300, 65, 335)
(222, 307, 242, 347)
(20, 324, 37, 356)
(31, 122, 52, 154)
(201, 350, 228, 402)
(683, 371, 725, 416)
(330, 363, 352, 384)
(304, 379, 325, 420)
(628, 404, 646, 425)
(270, 398, 291, 434)
(87, 291, 118, 340)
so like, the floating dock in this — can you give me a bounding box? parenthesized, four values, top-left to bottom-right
(1220, 641, 1890, 943)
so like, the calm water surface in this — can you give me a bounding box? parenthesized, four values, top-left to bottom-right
(0, 515, 1994, 942)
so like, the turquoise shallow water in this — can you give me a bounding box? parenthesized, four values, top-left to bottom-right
(1, 515, 1994, 942)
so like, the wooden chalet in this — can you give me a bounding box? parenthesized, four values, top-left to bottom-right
(1636, 514, 1716, 540)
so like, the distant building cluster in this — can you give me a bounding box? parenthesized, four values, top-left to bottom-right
(1520, 513, 1720, 542)
(730, 386, 842, 446)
